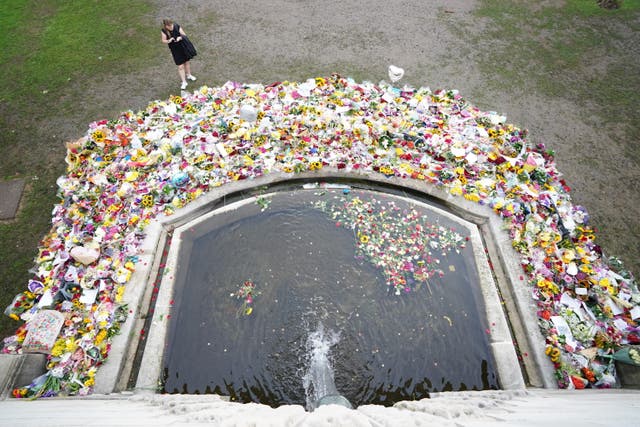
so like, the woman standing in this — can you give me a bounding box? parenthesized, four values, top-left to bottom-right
(161, 19, 197, 90)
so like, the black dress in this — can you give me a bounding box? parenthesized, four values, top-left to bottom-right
(164, 24, 196, 65)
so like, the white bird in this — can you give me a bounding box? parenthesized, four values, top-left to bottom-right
(388, 65, 404, 83)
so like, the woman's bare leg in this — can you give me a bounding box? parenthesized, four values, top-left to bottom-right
(184, 61, 195, 80)
(178, 64, 186, 83)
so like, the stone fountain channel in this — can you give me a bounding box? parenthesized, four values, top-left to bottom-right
(93, 171, 557, 406)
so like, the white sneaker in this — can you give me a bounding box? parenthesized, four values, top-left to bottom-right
(187, 74, 197, 81)
(181, 81, 188, 90)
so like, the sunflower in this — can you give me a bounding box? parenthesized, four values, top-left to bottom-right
(91, 129, 107, 143)
(141, 194, 155, 208)
(379, 165, 395, 176)
(309, 161, 323, 170)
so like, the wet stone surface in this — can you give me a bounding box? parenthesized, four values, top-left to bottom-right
(162, 189, 498, 406)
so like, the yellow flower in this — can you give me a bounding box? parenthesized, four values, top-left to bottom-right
(124, 171, 139, 182)
(64, 338, 78, 353)
(537, 278, 560, 296)
(95, 330, 108, 345)
(92, 129, 107, 143)
(598, 277, 611, 288)
(379, 166, 395, 176)
(580, 263, 594, 274)
(399, 163, 413, 174)
(561, 249, 576, 263)
(360, 235, 370, 244)
(599, 277, 617, 295)
(464, 193, 481, 202)
(141, 194, 155, 208)
(50, 339, 66, 357)
(545, 345, 561, 362)
(243, 155, 254, 166)
(116, 285, 126, 302)
(309, 161, 323, 170)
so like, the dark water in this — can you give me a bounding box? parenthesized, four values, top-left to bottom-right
(162, 188, 498, 407)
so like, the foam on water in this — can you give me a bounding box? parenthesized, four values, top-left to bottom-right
(302, 324, 341, 411)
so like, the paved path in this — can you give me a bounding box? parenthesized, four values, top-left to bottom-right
(0, 179, 25, 220)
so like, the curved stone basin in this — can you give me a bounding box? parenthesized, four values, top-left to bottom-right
(96, 174, 541, 405)
(161, 186, 498, 406)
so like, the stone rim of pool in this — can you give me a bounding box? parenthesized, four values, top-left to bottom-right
(93, 170, 556, 401)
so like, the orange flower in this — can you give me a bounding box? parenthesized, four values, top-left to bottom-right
(571, 376, 587, 389)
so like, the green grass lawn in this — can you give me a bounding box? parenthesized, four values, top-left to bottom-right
(0, 0, 158, 339)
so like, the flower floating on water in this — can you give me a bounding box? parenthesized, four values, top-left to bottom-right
(231, 281, 259, 317)
(316, 195, 466, 295)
